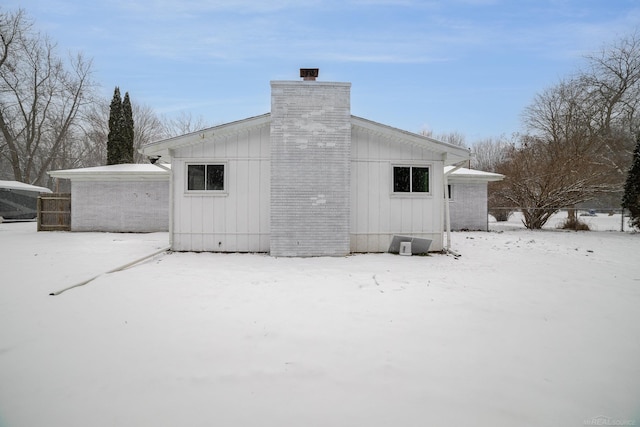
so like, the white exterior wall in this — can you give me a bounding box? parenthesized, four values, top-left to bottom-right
(350, 126, 445, 252)
(71, 180, 169, 232)
(270, 81, 351, 257)
(448, 182, 488, 231)
(144, 81, 469, 255)
(171, 124, 270, 252)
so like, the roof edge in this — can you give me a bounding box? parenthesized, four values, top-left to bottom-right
(140, 113, 271, 159)
(0, 180, 52, 193)
(445, 166, 505, 182)
(351, 115, 472, 164)
(48, 164, 170, 181)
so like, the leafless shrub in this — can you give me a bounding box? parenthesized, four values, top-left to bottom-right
(557, 217, 591, 231)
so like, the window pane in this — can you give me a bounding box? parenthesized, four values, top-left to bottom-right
(412, 167, 429, 192)
(206, 165, 224, 191)
(393, 167, 410, 192)
(187, 165, 205, 190)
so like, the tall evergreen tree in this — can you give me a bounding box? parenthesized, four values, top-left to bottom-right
(107, 87, 124, 165)
(622, 132, 640, 229)
(106, 87, 135, 164)
(121, 92, 135, 163)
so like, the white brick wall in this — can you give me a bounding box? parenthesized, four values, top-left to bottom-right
(449, 182, 488, 231)
(270, 81, 351, 256)
(71, 180, 169, 232)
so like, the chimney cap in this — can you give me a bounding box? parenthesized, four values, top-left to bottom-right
(300, 68, 319, 81)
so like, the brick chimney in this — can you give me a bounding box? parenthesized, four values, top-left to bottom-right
(270, 71, 351, 257)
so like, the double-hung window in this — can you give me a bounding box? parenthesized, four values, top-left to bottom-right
(393, 165, 430, 193)
(187, 164, 225, 192)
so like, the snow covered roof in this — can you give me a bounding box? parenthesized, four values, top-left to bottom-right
(0, 180, 52, 193)
(445, 166, 504, 183)
(48, 164, 171, 181)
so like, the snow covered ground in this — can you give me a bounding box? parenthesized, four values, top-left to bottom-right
(491, 210, 629, 232)
(1, 218, 639, 427)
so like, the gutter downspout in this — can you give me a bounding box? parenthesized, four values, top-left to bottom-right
(443, 159, 468, 257)
(150, 159, 173, 249)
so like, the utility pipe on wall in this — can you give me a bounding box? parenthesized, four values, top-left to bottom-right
(157, 157, 174, 249)
(443, 159, 468, 256)
(142, 152, 173, 248)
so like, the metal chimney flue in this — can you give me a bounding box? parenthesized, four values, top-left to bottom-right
(300, 68, 319, 81)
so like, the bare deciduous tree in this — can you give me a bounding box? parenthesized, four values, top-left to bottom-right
(470, 136, 516, 221)
(161, 111, 211, 138)
(421, 129, 468, 148)
(133, 103, 166, 162)
(496, 135, 615, 229)
(584, 31, 640, 137)
(78, 100, 110, 167)
(80, 99, 167, 165)
(471, 136, 513, 171)
(497, 32, 640, 229)
(0, 8, 96, 186)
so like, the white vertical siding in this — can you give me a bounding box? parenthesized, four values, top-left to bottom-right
(167, 115, 450, 253)
(350, 126, 445, 252)
(171, 123, 270, 252)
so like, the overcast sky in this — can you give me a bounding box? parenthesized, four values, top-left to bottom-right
(6, 0, 640, 143)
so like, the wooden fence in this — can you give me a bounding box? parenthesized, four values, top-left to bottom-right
(37, 193, 71, 231)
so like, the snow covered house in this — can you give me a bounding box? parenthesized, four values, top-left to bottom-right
(141, 71, 472, 256)
(48, 164, 169, 232)
(0, 180, 52, 220)
(445, 167, 504, 231)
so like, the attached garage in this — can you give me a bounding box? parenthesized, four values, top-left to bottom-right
(445, 167, 504, 231)
(48, 164, 170, 232)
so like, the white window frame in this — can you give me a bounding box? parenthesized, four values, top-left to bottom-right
(391, 163, 432, 196)
(184, 161, 228, 195)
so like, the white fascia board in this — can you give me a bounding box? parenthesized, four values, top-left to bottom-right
(48, 164, 170, 181)
(448, 176, 504, 184)
(351, 116, 472, 165)
(445, 166, 505, 183)
(140, 113, 271, 160)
